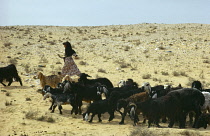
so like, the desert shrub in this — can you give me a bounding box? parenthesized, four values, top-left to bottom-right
(98, 68, 106, 73)
(203, 59, 210, 64)
(172, 71, 188, 77)
(46, 116, 55, 123)
(114, 60, 131, 68)
(172, 71, 180, 76)
(39, 56, 48, 63)
(180, 71, 188, 77)
(130, 128, 155, 136)
(26, 98, 31, 101)
(9, 58, 18, 65)
(47, 40, 56, 45)
(153, 78, 158, 81)
(4, 42, 12, 47)
(161, 71, 169, 76)
(5, 92, 11, 96)
(22, 63, 31, 73)
(179, 130, 201, 136)
(158, 46, 166, 50)
(25, 111, 38, 119)
(48, 32, 53, 35)
(124, 46, 130, 51)
(142, 74, 151, 79)
(79, 61, 87, 65)
(5, 100, 12, 106)
(37, 115, 46, 121)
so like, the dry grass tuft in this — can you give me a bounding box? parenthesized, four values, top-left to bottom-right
(142, 74, 151, 79)
(9, 58, 18, 65)
(4, 42, 12, 47)
(130, 128, 157, 136)
(5, 92, 11, 96)
(25, 110, 38, 119)
(179, 130, 201, 136)
(5, 100, 12, 106)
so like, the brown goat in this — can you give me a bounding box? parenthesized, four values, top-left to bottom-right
(37, 72, 62, 88)
(117, 92, 150, 125)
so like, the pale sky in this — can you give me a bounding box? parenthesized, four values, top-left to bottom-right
(0, 0, 210, 26)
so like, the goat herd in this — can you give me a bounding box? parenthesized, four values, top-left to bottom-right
(1, 64, 210, 130)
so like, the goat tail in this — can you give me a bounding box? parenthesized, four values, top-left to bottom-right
(130, 106, 136, 121)
(129, 102, 137, 121)
(85, 113, 89, 121)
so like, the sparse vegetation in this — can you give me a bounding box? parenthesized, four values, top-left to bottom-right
(79, 61, 87, 65)
(130, 128, 157, 136)
(5, 100, 12, 106)
(179, 130, 201, 136)
(25, 110, 55, 123)
(5, 91, 11, 96)
(172, 71, 180, 76)
(142, 74, 151, 79)
(26, 97, 31, 101)
(161, 71, 169, 76)
(98, 68, 106, 73)
(25, 110, 38, 119)
(4, 42, 12, 47)
(9, 58, 18, 65)
(22, 63, 31, 73)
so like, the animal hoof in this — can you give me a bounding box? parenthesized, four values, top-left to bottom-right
(119, 122, 124, 125)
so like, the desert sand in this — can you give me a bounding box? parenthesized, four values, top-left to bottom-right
(0, 23, 210, 136)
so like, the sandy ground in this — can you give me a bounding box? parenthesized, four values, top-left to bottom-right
(0, 23, 210, 136)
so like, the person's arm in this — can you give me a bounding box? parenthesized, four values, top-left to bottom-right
(72, 53, 79, 59)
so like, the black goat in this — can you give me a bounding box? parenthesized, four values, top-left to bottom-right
(43, 92, 76, 114)
(129, 93, 181, 128)
(192, 80, 202, 91)
(97, 85, 143, 99)
(141, 82, 164, 98)
(196, 113, 210, 129)
(42, 85, 66, 110)
(108, 89, 143, 119)
(167, 88, 205, 128)
(82, 99, 114, 123)
(118, 79, 139, 89)
(62, 81, 104, 114)
(78, 73, 113, 88)
(0, 64, 22, 86)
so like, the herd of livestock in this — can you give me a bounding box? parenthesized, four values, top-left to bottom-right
(1, 64, 210, 129)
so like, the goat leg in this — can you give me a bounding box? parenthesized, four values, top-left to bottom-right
(89, 114, 95, 123)
(98, 114, 102, 122)
(58, 105, 63, 114)
(7, 78, 13, 86)
(119, 110, 127, 124)
(0, 82, 6, 86)
(51, 105, 57, 113)
(108, 111, 115, 122)
(49, 99, 55, 110)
